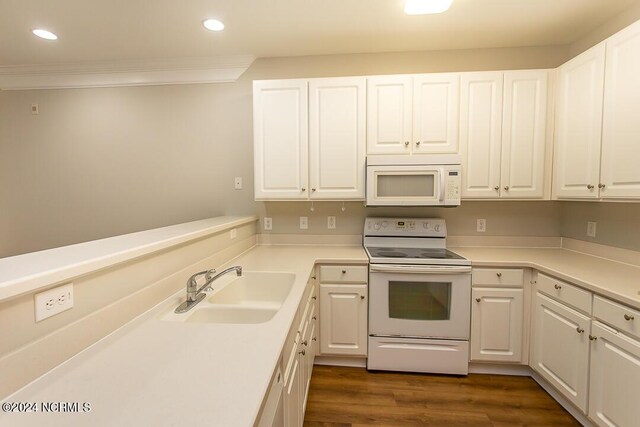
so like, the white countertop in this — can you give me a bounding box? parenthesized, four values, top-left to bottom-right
(452, 246, 640, 310)
(0, 216, 258, 302)
(0, 245, 368, 427)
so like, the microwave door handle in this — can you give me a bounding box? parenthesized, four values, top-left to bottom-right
(370, 264, 472, 274)
(439, 168, 445, 202)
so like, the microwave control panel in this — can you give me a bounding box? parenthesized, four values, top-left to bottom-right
(444, 170, 461, 203)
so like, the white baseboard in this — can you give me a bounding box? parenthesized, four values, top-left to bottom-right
(314, 355, 367, 368)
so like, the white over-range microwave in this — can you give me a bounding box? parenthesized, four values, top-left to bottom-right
(366, 155, 462, 206)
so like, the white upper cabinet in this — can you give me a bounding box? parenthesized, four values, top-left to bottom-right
(365, 73, 459, 155)
(500, 70, 548, 199)
(309, 78, 366, 199)
(254, 77, 366, 201)
(413, 74, 460, 154)
(601, 19, 640, 199)
(460, 72, 504, 198)
(366, 75, 412, 154)
(554, 43, 606, 199)
(253, 80, 309, 200)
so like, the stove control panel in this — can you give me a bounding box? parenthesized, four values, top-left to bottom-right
(365, 217, 447, 237)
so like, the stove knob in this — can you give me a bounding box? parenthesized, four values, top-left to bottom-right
(435, 225, 441, 232)
(422, 222, 429, 229)
(381, 221, 388, 228)
(374, 223, 381, 230)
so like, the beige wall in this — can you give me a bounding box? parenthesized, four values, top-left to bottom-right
(0, 45, 570, 257)
(560, 202, 640, 252)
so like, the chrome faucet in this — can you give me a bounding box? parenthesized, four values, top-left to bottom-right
(175, 266, 243, 314)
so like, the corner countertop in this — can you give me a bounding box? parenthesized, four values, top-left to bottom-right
(0, 244, 368, 427)
(451, 246, 640, 310)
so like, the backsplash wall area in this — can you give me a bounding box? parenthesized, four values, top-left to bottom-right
(257, 201, 562, 238)
(561, 202, 640, 252)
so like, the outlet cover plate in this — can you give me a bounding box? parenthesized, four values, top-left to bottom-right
(263, 217, 272, 231)
(477, 219, 486, 233)
(35, 283, 74, 322)
(327, 216, 336, 229)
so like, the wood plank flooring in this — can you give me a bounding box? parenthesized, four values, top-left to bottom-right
(304, 366, 581, 427)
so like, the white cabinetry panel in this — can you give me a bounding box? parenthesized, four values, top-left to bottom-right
(554, 43, 606, 199)
(366, 75, 413, 155)
(501, 71, 548, 199)
(253, 80, 308, 200)
(460, 72, 503, 198)
(413, 74, 460, 154)
(309, 78, 366, 199)
(320, 284, 367, 356)
(601, 20, 640, 199)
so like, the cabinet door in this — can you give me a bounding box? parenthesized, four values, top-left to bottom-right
(412, 73, 460, 154)
(501, 71, 548, 199)
(459, 72, 504, 198)
(320, 284, 367, 356)
(471, 287, 523, 363)
(309, 77, 366, 199)
(283, 356, 301, 427)
(253, 80, 309, 200)
(589, 321, 640, 427)
(531, 292, 590, 412)
(601, 20, 640, 199)
(554, 43, 606, 199)
(366, 75, 413, 154)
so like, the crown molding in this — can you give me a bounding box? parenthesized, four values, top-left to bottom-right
(0, 55, 255, 90)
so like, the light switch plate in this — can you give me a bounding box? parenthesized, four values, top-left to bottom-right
(587, 221, 597, 237)
(35, 283, 74, 322)
(263, 217, 272, 231)
(299, 216, 308, 230)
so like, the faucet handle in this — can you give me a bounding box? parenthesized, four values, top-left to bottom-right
(205, 269, 217, 280)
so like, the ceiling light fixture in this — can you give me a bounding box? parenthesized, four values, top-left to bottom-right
(404, 0, 453, 15)
(32, 29, 58, 40)
(203, 19, 225, 32)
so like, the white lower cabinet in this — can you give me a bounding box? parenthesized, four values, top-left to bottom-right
(283, 356, 302, 427)
(471, 287, 524, 362)
(319, 284, 368, 356)
(588, 321, 640, 427)
(532, 292, 591, 412)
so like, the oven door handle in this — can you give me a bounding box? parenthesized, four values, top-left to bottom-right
(370, 264, 472, 274)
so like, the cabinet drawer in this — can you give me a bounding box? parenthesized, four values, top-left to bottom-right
(320, 265, 368, 283)
(593, 296, 640, 340)
(537, 273, 592, 314)
(472, 268, 524, 287)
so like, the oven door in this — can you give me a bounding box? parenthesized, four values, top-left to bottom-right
(368, 264, 471, 339)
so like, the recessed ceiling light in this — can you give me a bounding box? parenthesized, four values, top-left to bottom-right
(32, 29, 58, 40)
(203, 19, 225, 32)
(404, 0, 453, 15)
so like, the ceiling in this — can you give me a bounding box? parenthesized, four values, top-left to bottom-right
(0, 0, 637, 67)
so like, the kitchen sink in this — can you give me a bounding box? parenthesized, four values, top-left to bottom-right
(161, 271, 295, 324)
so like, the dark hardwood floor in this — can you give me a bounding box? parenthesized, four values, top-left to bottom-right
(304, 366, 581, 427)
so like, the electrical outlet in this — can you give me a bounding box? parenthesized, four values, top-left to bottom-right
(234, 177, 243, 190)
(230, 228, 237, 239)
(327, 216, 336, 229)
(477, 219, 486, 233)
(263, 217, 272, 231)
(35, 283, 74, 322)
(587, 221, 597, 238)
(299, 216, 308, 230)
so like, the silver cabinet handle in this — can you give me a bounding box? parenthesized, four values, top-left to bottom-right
(298, 349, 306, 356)
(496, 272, 502, 277)
(589, 335, 597, 341)
(301, 340, 308, 346)
(312, 337, 317, 342)
(624, 314, 635, 321)
(494, 186, 500, 191)
(312, 275, 317, 280)
(301, 188, 306, 192)
(416, 141, 421, 146)
(312, 316, 317, 320)
(312, 296, 317, 300)
(598, 183, 606, 189)
(554, 284, 562, 290)
(311, 188, 316, 192)
(404, 141, 409, 146)
(576, 327, 585, 334)
(504, 186, 509, 191)
(587, 184, 595, 190)
(360, 295, 365, 300)
(341, 269, 346, 274)
(476, 298, 481, 302)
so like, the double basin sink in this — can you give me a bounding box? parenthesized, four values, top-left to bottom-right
(163, 271, 295, 324)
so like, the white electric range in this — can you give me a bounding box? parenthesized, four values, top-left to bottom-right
(364, 217, 472, 375)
